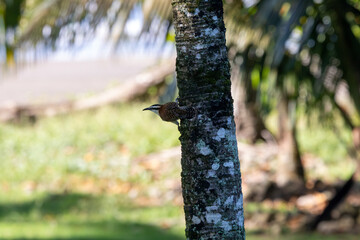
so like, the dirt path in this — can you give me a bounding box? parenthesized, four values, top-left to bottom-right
(0, 56, 157, 105)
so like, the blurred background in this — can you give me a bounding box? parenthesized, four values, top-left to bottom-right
(0, 0, 359, 239)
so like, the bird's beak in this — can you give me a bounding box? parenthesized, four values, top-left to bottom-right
(143, 107, 150, 111)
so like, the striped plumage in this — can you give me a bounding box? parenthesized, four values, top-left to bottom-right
(143, 102, 195, 125)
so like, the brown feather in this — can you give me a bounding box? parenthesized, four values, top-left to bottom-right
(159, 102, 195, 122)
(159, 102, 180, 121)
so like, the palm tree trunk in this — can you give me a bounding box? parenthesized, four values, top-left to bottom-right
(172, 0, 245, 239)
(277, 90, 305, 186)
(5, 45, 16, 68)
(230, 45, 267, 143)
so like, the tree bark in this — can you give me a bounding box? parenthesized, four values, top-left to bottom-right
(172, 0, 245, 239)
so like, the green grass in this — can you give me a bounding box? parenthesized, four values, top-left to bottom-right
(0, 102, 183, 238)
(0, 193, 185, 239)
(297, 124, 355, 180)
(248, 233, 359, 240)
(0, 102, 357, 239)
(0, 102, 180, 184)
(266, 110, 355, 181)
(0, 192, 357, 239)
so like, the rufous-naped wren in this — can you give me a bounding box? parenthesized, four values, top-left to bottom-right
(143, 102, 195, 126)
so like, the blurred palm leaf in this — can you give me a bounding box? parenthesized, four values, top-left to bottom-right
(0, 0, 25, 66)
(226, 0, 360, 118)
(17, 0, 172, 48)
(2, 0, 360, 118)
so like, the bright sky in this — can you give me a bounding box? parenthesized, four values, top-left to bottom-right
(48, 5, 172, 62)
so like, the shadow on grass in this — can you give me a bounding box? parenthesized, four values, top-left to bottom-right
(0, 193, 185, 239)
(0, 193, 99, 217)
(0, 220, 185, 240)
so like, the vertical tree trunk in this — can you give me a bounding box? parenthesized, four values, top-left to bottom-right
(5, 45, 16, 68)
(3, 0, 24, 69)
(333, 1, 360, 113)
(232, 75, 265, 143)
(277, 90, 305, 186)
(230, 46, 267, 143)
(172, 0, 245, 239)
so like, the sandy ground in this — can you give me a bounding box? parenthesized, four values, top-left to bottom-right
(0, 57, 158, 105)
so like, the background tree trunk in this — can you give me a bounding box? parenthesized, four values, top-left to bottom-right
(277, 89, 305, 187)
(172, 0, 245, 239)
(230, 45, 267, 143)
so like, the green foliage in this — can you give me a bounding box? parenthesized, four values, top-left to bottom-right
(3, 0, 24, 28)
(232, 0, 360, 117)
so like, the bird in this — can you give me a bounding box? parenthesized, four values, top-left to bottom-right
(143, 101, 195, 126)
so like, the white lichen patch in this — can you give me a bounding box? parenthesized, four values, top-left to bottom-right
(212, 16, 218, 21)
(213, 128, 226, 141)
(236, 195, 243, 210)
(206, 170, 216, 178)
(223, 161, 234, 168)
(192, 215, 201, 224)
(236, 195, 245, 227)
(224, 160, 235, 175)
(227, 116, 232, 125)
(210, 28, 220, 37)
(237, 211, 245, 228)
(221, 221, 232, 231)
(205, 205, 222, 224)
(200, 146, 212, 155)
(212, 163, 220, 170)
(224, 196, 233, 207)
(205, 212, 222, 224)
(204, 28, 212, 36)
(204, 28, 220, 37)
(206, 206, 219, 211)
(196, 53, 201, 59)
(194, 43, 204, 50)
(197, 140, 213, 156)
(217, 128, 226, 138)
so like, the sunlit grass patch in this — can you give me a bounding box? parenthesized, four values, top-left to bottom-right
(0, 102, 180, 186)
(266, 109, 354, 181)
(297, 123, 354, 180)
(0, 221, 185, 240)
